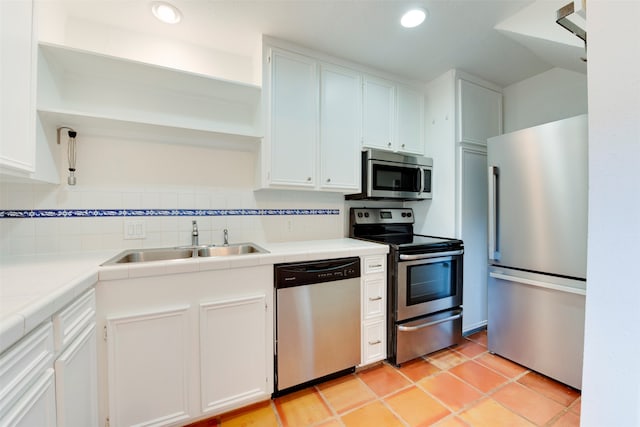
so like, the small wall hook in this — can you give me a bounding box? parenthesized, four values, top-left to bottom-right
(56, 126, 77, 144)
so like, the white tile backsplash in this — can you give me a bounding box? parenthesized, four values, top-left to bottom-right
(1, 185, 346, 256)
(0, 129, 348, 255)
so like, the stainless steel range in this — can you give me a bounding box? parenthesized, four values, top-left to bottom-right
(349, 207, 464, 365)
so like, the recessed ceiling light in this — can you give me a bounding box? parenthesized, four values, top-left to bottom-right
(151, 1, 182, 24)
(401, 8, 428, 28)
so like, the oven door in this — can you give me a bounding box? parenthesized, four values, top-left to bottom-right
(396, 250, 463, 321)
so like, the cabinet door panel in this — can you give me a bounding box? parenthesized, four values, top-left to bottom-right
(0, 0, 36, 174)
(107, 307, 190, 427)
(457, 79, 502, 145)
(459, 147, 489, 332)
(0, 369, 56, 427)
(55, 323, 99, 427)
(200, 295, 268, 414)
(363, 77, 395, 150)
(269, 49, 317, 186)
(361, 320, 386, 366)
(363, 276, 385, 320)
(396, 85, 425, 155)
(319, 64, 361, 190)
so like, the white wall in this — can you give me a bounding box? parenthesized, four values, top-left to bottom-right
(412, 70, 457, 237)
(0, 134, 345, 256)
(581, 1, 640, 426)
(37, 4, 258, 85)
(503, 67, 587, 132)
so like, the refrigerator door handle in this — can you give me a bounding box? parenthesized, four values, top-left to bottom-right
(489, 271, 586, 296)
(488, 166, 500, 260)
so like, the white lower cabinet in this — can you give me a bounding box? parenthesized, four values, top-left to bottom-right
(359, 256, 387, 367)
(106, 307, 191, 427)
(96, 266, 273, 427)
(54, 324, 99, 427)
(1, 369, 57, 427)
(53, 288, 99, 427)
(1, 287, 99, 427)
(200, 295, 268, 414)
(0, 323, 56, 427)
(362, 320, 386, 365)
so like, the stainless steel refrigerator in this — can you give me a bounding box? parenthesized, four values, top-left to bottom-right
(487, 114, 587, 390)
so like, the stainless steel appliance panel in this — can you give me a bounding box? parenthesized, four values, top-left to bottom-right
(397, 252, 463, 322)
(487, 114, 587, 278)
(396, 308, 462, 365)
(346, 149, 433, 200)
(488, 267, 585, 389)
(276, 278, 361, 390)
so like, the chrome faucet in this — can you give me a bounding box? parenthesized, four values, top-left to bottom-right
(223, 228, 229, 246)
(191, 220, 199, 246)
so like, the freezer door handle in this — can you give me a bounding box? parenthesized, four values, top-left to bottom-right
(488, 166, 500, 260)
(489, 271, 586, 296)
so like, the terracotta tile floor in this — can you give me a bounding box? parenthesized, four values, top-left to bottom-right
(187, 330, 581, 427)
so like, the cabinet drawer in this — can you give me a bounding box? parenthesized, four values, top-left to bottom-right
(363, 277, 385, 320)
(53, 288, 95, 352)
(363, 256, 386, 275)
(0, 322, 53, 418)
(361, 319, 386, 366)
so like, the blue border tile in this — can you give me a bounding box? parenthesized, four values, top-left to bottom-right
(0, 208, 340, 219)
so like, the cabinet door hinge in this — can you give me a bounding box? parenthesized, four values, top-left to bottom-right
(103, 325, 107, 342)
(267, 55, 271, 64)
(105, 417, 110, 427)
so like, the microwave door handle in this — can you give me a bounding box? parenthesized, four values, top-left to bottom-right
(418, 167, 424, 194)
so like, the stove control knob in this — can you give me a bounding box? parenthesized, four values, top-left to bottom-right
(357, 212, 363, 218)
(364, 212, 370, 218)
(401, 212, 407, 217)
(407, 212, 412, 218)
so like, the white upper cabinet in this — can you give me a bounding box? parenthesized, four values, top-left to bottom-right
(319, 63, 361, 191)
(396, 84, 425, 155)
(262, 45, 361, 192)
(0, 0, 37, 176)
(457, 78, 503, 145)
(363, 76, 425, 155)
(362, 76, 396, 151)
(266, 48, 317, 187)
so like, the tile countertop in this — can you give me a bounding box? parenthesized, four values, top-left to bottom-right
(0, 238, 388, 353)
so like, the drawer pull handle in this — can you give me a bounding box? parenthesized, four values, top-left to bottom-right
(368, 296, 382, 301)
(368, 340, 381, 345)
(398, 313, 462, 332)
(369, 264, 382, 268)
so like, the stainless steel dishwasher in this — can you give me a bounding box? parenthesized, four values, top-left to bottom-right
(274, 257, 361, 395)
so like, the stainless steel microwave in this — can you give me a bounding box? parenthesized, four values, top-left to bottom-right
(346, 149, 433, 201)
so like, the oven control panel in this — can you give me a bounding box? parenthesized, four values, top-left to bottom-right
(351, 208, 414, 225)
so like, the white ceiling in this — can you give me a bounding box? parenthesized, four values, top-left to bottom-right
(55, 0, 587, 87)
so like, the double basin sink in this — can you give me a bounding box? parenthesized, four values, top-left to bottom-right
(102, 243, 269, 265)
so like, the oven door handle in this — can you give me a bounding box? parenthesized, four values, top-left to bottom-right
(398, 312, 462, 332)
(399, 250, 463, 261)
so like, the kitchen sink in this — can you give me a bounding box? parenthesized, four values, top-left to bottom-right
(101, 243, 268, 265)
(197, 244, 266, 257)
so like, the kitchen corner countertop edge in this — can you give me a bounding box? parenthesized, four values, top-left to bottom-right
(0, 238, 388, 353)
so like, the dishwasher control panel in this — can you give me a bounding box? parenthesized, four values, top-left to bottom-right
(275, 257, 361, 288)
